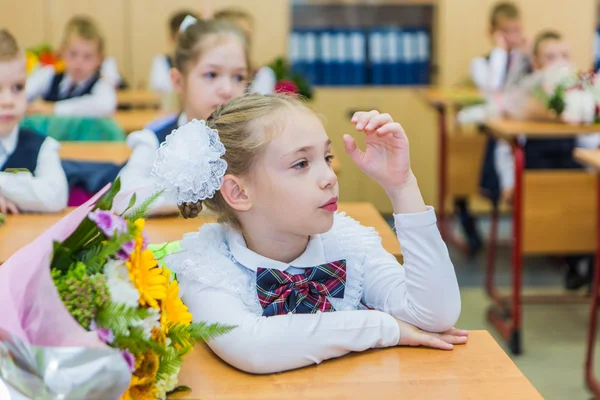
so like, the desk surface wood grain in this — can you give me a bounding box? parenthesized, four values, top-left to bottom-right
(169, 330, 541, 400)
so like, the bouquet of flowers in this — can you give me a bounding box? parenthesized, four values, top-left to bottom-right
(530, 63, 600, 124)
(268, 57, 314, 100)
(25, 43, 66, 76)
(0, 180, 233, 400)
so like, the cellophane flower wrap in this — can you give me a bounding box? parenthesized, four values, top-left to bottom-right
(0, 179, 233, 400)
(529, 63, 600, 124)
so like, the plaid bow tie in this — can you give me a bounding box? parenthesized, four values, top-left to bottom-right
(256, 260, 346, 317)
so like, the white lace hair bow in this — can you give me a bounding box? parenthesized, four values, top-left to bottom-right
(151, 119, 227, 205)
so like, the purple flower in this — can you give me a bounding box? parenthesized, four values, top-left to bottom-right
(89, 210, 128, 238)
(116, 240, 136, 260)
(90, 320, 115, 344)
(121, 349, 136, 372)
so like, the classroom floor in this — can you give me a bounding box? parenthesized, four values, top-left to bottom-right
(386, 214, 600, 400)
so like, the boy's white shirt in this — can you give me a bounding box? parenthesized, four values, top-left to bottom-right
(26, 66, 117, 117)
(164, 207, 461, 374)
(459, 48, 530, 125)
(0, 126, 68, 212)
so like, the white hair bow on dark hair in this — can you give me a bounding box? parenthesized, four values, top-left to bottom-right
(179, 15, 197, 32)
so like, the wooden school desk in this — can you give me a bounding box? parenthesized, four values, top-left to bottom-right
(169, 331, 541, 400)
(117, 90, 161, 109)
(0, 202, 396, 263)
(114, 109, 164, 133)
(419, 87, 484, 251)
(60, 142, 132, 163)
(483, 119, 600, 355)
(572, 148, 600, 398)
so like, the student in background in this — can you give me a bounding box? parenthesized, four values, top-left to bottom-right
(470, 2, 531, 94)
(492, 31, 600, 290)
(457, 2, 531, 256)
(118, 17, 250, 215)
(25, 16, 117, 117)
(149, 10, 200, 94)
(214, 7, 276, 95)
(0, 29, 68, 214)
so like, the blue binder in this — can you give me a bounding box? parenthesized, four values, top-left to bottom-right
(384, 28, 400, 85)
(305, 30, 318, 85)
(416, 29, 430, 84)
(401, 29, 418, 85)
(336, 29, 351, 85)
(289, 30, 303, 77)
(349, 30, 366, 85)
(369, 29, 385, 85)
(320, 29, 335, 85)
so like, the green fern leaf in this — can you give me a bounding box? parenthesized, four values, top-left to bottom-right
(156, 346, 183, 382)
(95, 302, 154, 337)
(124, 190, 164, 221)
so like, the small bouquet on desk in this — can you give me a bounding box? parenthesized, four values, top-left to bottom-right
(0, 179, 233, 400)
(529, 63, 600, 124)
(25, 43, 65, 76)
(268, 56, 314, 100)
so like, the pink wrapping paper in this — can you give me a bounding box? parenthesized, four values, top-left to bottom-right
(0, 188, 110, 348)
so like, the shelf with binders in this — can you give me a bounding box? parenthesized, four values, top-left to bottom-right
(289, 2, 434, 87)
(294, 0, 437, 6)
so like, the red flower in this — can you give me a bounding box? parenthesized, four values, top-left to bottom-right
(38, 51, 57, 66)
(275, 79, 299, 95)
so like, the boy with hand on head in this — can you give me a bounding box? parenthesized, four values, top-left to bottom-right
(0, 29, 68, 214)
(25, 16, 117, 117)
(457, 2, 532, 255)
(471, 1, 531, 93)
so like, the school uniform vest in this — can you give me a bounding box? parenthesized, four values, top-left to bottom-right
(151, 115, 179, 145)
(479, 136, 579, 205)
(43, 72, 101, 102)
(1, 128, 45, 173)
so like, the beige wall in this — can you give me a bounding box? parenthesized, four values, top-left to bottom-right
(0, 0, 290, 88)
(436, 0, 597, 86)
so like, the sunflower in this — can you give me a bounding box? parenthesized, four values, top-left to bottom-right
(160, 267, 192, 331)
(119, 349, 160, 400)
(127, 219, 168, 309)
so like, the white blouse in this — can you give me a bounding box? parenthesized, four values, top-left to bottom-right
(116, 113, 186, 215)
(165, 207, 461, 374)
